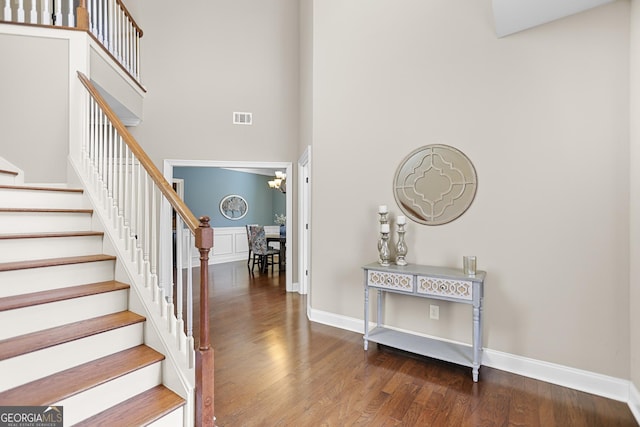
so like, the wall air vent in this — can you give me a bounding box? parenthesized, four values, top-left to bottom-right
(233, 112, 252, 125)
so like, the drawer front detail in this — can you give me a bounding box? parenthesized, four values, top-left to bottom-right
(417, 276, 472, 300)
(368, 270, 414, 292)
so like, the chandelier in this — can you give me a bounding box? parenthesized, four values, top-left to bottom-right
(268, 171, 286, 193)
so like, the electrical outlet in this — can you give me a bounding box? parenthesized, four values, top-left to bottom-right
(429, 304, 439, 320)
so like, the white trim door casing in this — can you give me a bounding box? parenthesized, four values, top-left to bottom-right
(298, 146, 311, 301)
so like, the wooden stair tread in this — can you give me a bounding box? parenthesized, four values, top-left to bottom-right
(0, 207, 93, 213)
(0, 231, 104, 240)
(74, 384, 185, 427)
(0, 184, 83, 193)
(0, 345, 164, 405)
(0, 280, 129, 312)
(0, 169, 18, 176)
(0, 311, 145, 361)
(0, 254, 116, 272)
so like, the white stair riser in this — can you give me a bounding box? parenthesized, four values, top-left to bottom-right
(56, 362, 163, 426)
(0, 211, 93, 233)
(0, 235, 104, 263)
(0, 175, 16, 185)
(0, 323, 144, 392)
(0, 189, 87, 209)
(0, 290, 129, 340)
(0, 260, 115, 298)
(148, 407, 184, 427)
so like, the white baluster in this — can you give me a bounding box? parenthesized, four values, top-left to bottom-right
(186, 231, 194, 341)
(67, 0, 73, 26)
(96, 0, 103, 42)
(53, 0, 61, 26)
(107, 124, 114, 220)
(101, 114, 108, 205)
(89, 0, 95, 34)
(115, 6, 122, 61)
(29, 0, 36, 24)
(124, 17, 130, 70)
(117, 138, 125, 236)
(176, 215, 184, 326)
(111, 134, 119, 229)
(107, 0, 113, 51)
(138, 172, 149, 280)
(143, 172, 150, 282)
(3, 0, 11, 22)
(135, 31, 141, 79)
(123, 145, 131, 246)
(130, 159, 138, 262)
(41, 0, 50, 26)
(136, 164, 144, 271)
(17, 0, 24, 22)
(150, 187, 158, 285)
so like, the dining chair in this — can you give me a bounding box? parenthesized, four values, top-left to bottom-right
(248, 225, 278, 273)
(245, 224, 258, 269)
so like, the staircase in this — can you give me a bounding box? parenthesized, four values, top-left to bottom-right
(0, 168, 185, 426)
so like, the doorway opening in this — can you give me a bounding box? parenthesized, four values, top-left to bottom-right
(163, 159, 294, 293)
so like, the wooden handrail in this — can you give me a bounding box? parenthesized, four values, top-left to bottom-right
(77, 70, 215, 426)
(76, 71, 197, 232)
(115, 0, 143, 37)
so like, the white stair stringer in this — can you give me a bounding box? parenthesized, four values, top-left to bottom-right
(0, 322, 144, 392)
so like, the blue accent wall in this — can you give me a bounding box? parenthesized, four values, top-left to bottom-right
(174, 167, 286, 227)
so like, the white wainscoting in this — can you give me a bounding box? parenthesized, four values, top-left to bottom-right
(183, 226, 280, 266)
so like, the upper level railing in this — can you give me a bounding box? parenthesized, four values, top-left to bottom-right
(75, 71, 215, 426)
(2, 0, 142, 84)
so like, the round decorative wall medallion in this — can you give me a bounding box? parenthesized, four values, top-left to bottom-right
(219, 194, 248, 220)
(393, 144, 477, 225)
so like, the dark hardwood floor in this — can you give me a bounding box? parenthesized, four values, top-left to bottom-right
(196, 261, 637, 426)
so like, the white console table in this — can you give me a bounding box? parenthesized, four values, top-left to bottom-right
(363, 262, 486, 382)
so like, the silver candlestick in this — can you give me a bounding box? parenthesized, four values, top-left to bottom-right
(379, 229, 391, 266)
(395, 222, 408, 266)
(377, 211, 388, 264)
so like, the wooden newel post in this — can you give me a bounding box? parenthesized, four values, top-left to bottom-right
(76, 0, 89, 30)
(195, 216, 215, 427)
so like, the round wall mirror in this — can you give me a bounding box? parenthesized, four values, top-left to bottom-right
(219, 194, 248, 220)
(393, 144, 477, 225)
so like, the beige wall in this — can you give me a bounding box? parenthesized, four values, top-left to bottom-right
(0, 33, 68, 183)
(125, 0, 299, 166)
(630, 0, 640, 392)
(311, 0, 630, 378)
(299, 0, 313, 155)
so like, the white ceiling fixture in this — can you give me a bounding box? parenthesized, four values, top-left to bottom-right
(492, 0, 615, 37)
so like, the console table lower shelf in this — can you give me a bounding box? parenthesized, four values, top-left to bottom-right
(365, 327, 475, 369)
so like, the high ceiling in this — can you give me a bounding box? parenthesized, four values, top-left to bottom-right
(492, 0, 616, 37)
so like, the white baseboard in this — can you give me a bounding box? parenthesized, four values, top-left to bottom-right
(630, 381, 640, 423)
(308, 307, 636, 413)
(482, 348, 629, 402)
(308, 307, 364, 334)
